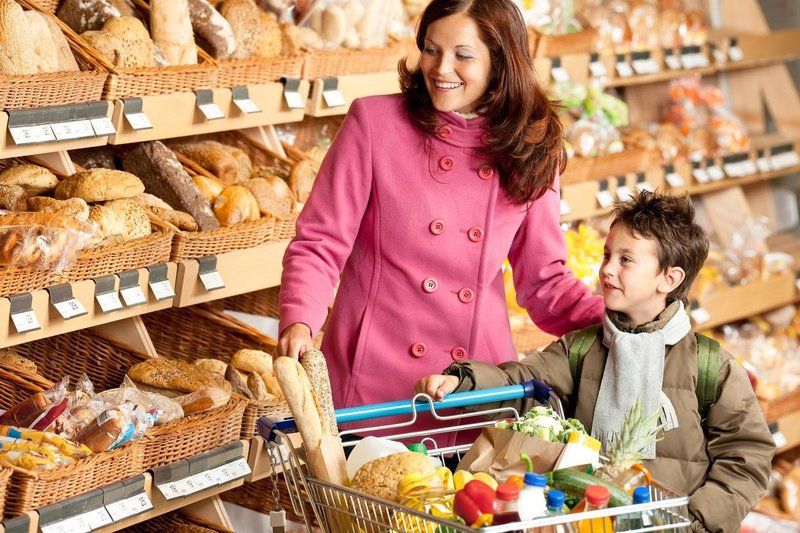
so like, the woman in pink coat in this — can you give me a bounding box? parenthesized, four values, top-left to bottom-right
(277, 0, 603, 426)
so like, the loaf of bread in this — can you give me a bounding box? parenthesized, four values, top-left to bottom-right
(171, 141, 240, 185)
(0, 0, 38, 76)
(279, 20, 302, 55)
(0, 184, 27, 211)
(74, 407, 127, 452)
(241, 176, 296, 219)
(28, 197, 90, 221)
(81, 30, 127, 67)
(0, 348, 37, 373)
(70, 146, 117, 170)
(274, 356, 323, 449)
(192, 174, 225, 202)
(150, 0, 197, 66)
(0, 392, 50, 427)
(194, 357, 227, 375)
(122, 141, 220, 231)
(288, 160, 316, 203)
(25, 11, 60, 73)
(220, 144, 252, 182)
(300, 348, 337, 435)
(150, 205, 198, 231)
(128, 357, 232, 396)
(231, 348, 282, 398)
(225, 363, 253, 400)
(247, 371, 273, 401)
(57, 0, 120, 33)
(213, 185, 259, 226)
(41, 14, 80, 71)
(56, 168, 145, 202)
(351, 452, 438, 503)
(0, 210, 93, 231)
(0, 164, 59, 196)
(174, 387, 230, 415)
(102, 16, 156, 68)
(101, 198, 153, 239)
(220, 0, 279, 59)
(187, 0, 236, 60)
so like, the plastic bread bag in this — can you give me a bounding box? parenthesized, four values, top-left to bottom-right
(0, 377, 69, 429)
(73, 405, 138, 453)
(96, 376, 184, 425)
(627, 0, 660, 50)
(0, 425, 92, 459)
(299, 0, 397, 50)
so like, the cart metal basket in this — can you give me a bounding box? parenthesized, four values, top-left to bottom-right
(259, 380, 691, 532)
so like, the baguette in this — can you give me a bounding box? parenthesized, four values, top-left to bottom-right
(274, 356, 323, 450)
(300, 348, 337, 435)
(174, 387, 230, 415)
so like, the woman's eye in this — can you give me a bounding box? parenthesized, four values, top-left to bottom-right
(423, 47, 438, 55)
(456, 53, 473, 60)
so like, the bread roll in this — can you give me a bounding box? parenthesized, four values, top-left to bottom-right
(81, 30, 127, 67)
(150, 0, 198, 66)
(274, 356, 323, 449)
(288, 160, 316, 203)
(171, 141, 240, 185)
(0, 184, 27, 211)
(187, 0, 236, 60)
(300, 348, 337, 435)
(225, 363, 253, 400)
(231, 348, 282, 399)
(25, 11, 61, 73)
(150, 205, 198, 231)
(134, 192, 173, 210)
(57, 0, 120, 33)
(220, 144, 252, 182)
(0, 164, 59, 196)
(213, 185, 259, 226)
(0, 0, 41, 76)
(174, 387, 230, 415)
(0, 348, 37, 373)
(220, 0, 279, 59)
(128, 357, 232, 395)
(192, 174, 225, 203)
(102, 16, 156, 68)
(103, 198, 152, 239)
(41, 15, 80, 71)
(56, 168, 145, 202)
(194, 357, 227, 375)
(351, 452, 438, 503)
(74, 407, 127, 452)
(241, 176, 296, 219)
(28, 197, 90, 221)
(246, 371, 272, 401)
(279, 20, 302, 55)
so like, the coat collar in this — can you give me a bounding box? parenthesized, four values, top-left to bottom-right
(434, 111, 489, 148)
(607, 299, 681, 334)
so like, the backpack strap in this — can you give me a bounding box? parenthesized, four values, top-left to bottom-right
(695, 333, 721, 420)
(568, 324, 602, 383)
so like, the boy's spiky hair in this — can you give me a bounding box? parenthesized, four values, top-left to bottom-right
(611, 190, 709, 302)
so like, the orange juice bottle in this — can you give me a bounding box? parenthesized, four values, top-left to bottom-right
(577, 485, 613, 532)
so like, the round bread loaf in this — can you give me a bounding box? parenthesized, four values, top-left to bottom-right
(219, 144, 252, 183)
(213, 185, 259, 226)
(350, 452, 438, 503)
(56, 168, 145, 202)
(0, 184, 27, 211)
(28, 197, 91, 221)
(103, 198, 152, 239)
(102, 16, 156, 67)
(81, 30, 127, 67)
(241, 176, 296, 219)
(0, 348, 37, 374)
(57, 0, 120, 33)
(187, 0, 236, 60)
(0, 164, 59, 197)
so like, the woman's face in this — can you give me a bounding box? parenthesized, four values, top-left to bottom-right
(419, 12, 492, 114)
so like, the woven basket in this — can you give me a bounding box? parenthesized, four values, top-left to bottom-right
(1, 1, 107, 110)
(760, 387, 800, 424)
(529, 26, 598, 58)
(0, 267, 54, 298)
(215, 53, 306, 88)
(0, 365, 54, 411)
(170, 217, 274, 262)
(0, 468, 11, 520)
(302, 38, 412, 79)
(141, 305, 288, 438)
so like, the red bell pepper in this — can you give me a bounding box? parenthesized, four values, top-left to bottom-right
(453, 479, 496, 525)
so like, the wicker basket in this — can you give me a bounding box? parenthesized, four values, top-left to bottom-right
(1, 2, 107, 110)
(141, 305, 288, 438)
(759, 387, 800, 424)
(0, 468, 11, 520)
(0, 364, 54, 411)
(0, 267, 54, 298)
(302, 38, 412, 79)
(529, 27, 598, 58)
(215, 53, 307, 88)
(170, 217, 274, 262)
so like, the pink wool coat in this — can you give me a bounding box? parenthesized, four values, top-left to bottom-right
(280, 94, 603, 418)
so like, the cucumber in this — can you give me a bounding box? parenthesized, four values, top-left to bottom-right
(550, 469, 633, 507)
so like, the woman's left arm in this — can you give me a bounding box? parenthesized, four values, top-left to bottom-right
(507, 172, 604, 336)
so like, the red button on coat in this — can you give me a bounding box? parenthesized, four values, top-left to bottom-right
(478, 165, 494, 180)
(458, 288, 474, 303)
(451, 346, 467, 361)
(411, 342, 428, 357)
(429, 219, 445, 235)
(468, 226, 484, 242)
(438, 156, 455, 171)
(437, 125, 453, 138)
(422, 278, 438, 293)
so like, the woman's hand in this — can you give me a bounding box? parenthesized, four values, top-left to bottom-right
(275, 322, 314, 359)
(415, 374, 459, 401)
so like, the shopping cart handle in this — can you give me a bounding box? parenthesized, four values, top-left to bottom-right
(258, 379, 550, 441)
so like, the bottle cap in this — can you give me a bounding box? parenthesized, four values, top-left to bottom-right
(585, 484, 610, 506)
(406, 443, 428, 456)
(523, 472, 548, 488)
(547, 489, 566, 510)
(495, 482, 520, 501)
(632, 486, 652, 504)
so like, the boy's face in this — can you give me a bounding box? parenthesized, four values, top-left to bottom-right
(600, 224, 672, 326)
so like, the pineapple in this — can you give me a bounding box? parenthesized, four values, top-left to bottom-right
(596, 399, 663, 487)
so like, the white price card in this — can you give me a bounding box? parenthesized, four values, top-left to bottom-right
(91, 116, 116, 136)
(729, 45, 744, 62)
(635, 180, 655, 193)
(174, 476, 201, 496)
(690, 306, 711, 325)
(664, 53, 682, 70)
(125, 112, 153, 130)
(551, 66, 571, 83)
(11, 309, 40, 334)
(283, 91, 304, 110)
(595, 189, 615, 209)
(560, 198, 571, 216)
(156, 481, 185, 500)
(756, 155, 773, 173)
(234, 97, 261, 114)
(199, 270, 225, 291)
(85, 507, 114, 529)
(615, 185, 633, 201)
(198, 102, 225, 120)
(739, 159, 758, 176)
(41, 518, 86, 533)
(796, 277, 800, 292)
(106, 493, 153, 522)
(189, 471, 215, 492)
(589, 60, 607, 78)
(772, 150, 800, 169)
(712, 46, 727, 64)
(665, 172, 685, 188)
(9, 124, 56, 145)
(722, 161, 742, 178)
(692, 167, 710, 184)
(632, 58, 660, 75)
(706, 165, 725, 181)
(773, 430, 788, 449)
(120, 285, 147, 307)
(50, 120, 94, 141)
(322, 88, 346, 108)
(149, 279, 175, 301)
(211, 458, 251, 484)
(53, 298, 87, 320)
(96, 290, 123, 313)
(615, 61, 634, 78)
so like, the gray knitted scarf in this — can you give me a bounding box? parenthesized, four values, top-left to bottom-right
(591, 301, 691, 459)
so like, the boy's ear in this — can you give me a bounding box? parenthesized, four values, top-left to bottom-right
(658, 266, 685, 294)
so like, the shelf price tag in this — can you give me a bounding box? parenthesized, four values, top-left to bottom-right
(8, 124, 56, 145)
(84, 507, 114, 529)
(50, 120, 94, 141)
(615, 54, 633, 78)
(211, 458, 251, 484)
(691, 161, 709, 184)
(710, 42, 727, 64)
(631, 51, 660, 75)
(231, 86, 262, 114)
(118, 270, 147, 307)
(550, 57, 571, 83)
(770, 144, 800, 170)
(664, 48, 682, 70)
(614, 176, 632, 201)
(728, 37, 744, 62)
(198, 255, 225, 291)
(595, 179, 615, 209)
(195, 89, 224, 120)
(689, 300, 711, 325)
(634, 172, 654, 192)
(122, 98, 153, 130)
(8, 293, 40, 334)
(105, 492, 153, 522)
(48, 284, 88, 320)
(680, 46, 709, 69)
(722, 154, 757, 178)
(588, 52, 607, 78)
(156, 480, 185, 500)
(664, 165, 685, 188)
(94, 275, 123, 313)
(706, 163, 725, 181)
(280, 78, 305, 110)
(756, 149, 773, 173)
(769, 422, 788, 448)
(147, 263, 175, 301)
(321, 77, 346, 108)
(91, 116, 116, 136)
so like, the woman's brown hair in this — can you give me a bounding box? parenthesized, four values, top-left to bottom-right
(399, 0, 565, 204)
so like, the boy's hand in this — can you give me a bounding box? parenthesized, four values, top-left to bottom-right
(415, 374, 459, 401)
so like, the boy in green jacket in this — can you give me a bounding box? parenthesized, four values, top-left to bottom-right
(416, 191, 774, 532)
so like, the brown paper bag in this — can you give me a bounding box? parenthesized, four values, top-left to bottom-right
(306, 434, 349, 485)
(456, 427, 566, 480)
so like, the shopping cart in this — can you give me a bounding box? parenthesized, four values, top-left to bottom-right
(258, 380, 691, 532)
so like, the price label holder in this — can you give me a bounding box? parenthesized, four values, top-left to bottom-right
(769, 422, 788, 449)
(9, 292, 40, 334)
(122, 97, 153, 130)
(691, 160, 709, 184)
(705, 158, 725, 181)
(771, 143, 800, 170)
(147, 263, 175, 302)
(94, 275, 123, 313)
(199, 441, 250, 485)
(2, 514, 30, 533)
(722, 153, 755, 178)
(631, 51, 660, 75)
(103, 475, 153, 523)
(615, 176, 633, 201)
(7, 108, 56, 145)
(664, 164, 685, 188)
(195, 89, 225, 120)
(728, 37, 744, 62)
(664, 48, 682, 70)
(198, 255, 225, 291)
(89, 100, 116, 137)
(595, 179, 615, 209)
(634, 172, 654, 192)
(231, 85, 261, 114)
(321, 77, 346, 108)
(550, 57, 571, 83)
(756, 148, 773, 173)
(47, 283, 87, 320)
(680, 45, 709, 69)
(119, 270, 147, 308)
(588, 52, 607, 78)
(689, 300, 711, 325)
(39, 489, 110, 533)
(280, 78, 305, 110)
(709, 41, 727, 64)
(615, 53, 634, 78)
(153, 459, 192, 500)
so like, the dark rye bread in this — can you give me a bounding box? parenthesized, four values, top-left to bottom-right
(122, 141, 219, 231)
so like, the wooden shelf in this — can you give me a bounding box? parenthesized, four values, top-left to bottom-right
(305, 72, 400, 117)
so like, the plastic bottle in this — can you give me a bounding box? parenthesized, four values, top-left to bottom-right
(539, 490, 576, 533)
(493, 482, 522, 525)
(616, 486, 665, 531)
(576, 485, 613, 533)
(517, 472, 548, 520)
